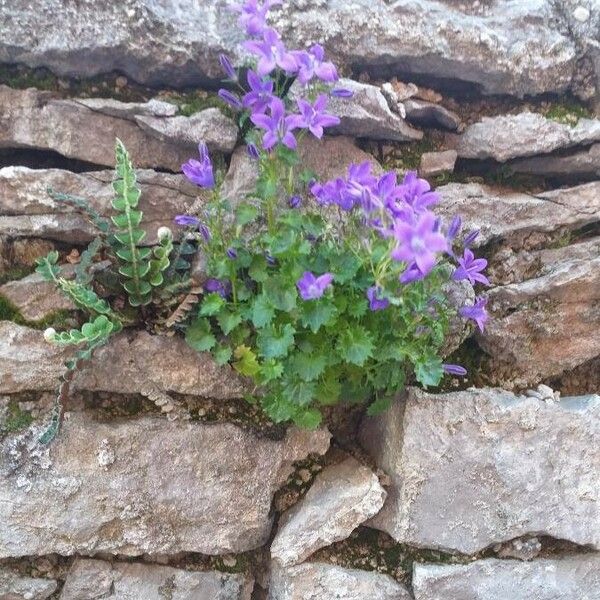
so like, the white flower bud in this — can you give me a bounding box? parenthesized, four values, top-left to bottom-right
(157, 226, 173, 241)
(43, 327, 57, 343)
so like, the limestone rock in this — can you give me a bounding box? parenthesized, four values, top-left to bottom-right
(360, 387, 600, 554)
(60, 558, 253, 600)
(412, 556, 600, 600)
(0, 413, 330, 557)
(0, 322, 246, 399)
(268, 562, 411, 600)
(73, 97, 178, 120)
(0, 567, 57, 600)
(0, 269, 76, 321)
(318, 79, 423, 142)
(436, 181, 600, 249)
(135, 108, 238, 153)
(404, 99, 461, 131)
(0, 1, 590, 99)
(271, 457, 386, 566)
(509, 143, 600, 178)
(455, 112, 600, 162)
(0, 166, 197, 244)
(480, 238, 600, 384)
(419, 150, 457, 177)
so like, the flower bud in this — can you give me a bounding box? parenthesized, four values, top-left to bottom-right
(218, 89, 242, 109)
(331, 88, 353, 98)
(288, 195, 302, 208)
(227, 247, 238, 259)
(219, 54, 237, 80)
(246, 143, 260, 160)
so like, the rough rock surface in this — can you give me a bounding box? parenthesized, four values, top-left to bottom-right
(0, 1, 591, 99)
(0, 567, 57, 600)
(0, 322, 246, 399)
(60, 558, 254, 600)
(510, 143, 600, 178)
(455, 112, 600, 162)
(271, 457, 386, 567)
(135, 108, 238, 153)
(0, 86, 235, 170)
(481, 238, 600, 384)
(0, 269, 76, 321)
(73, 97, 178, 120)
(404, 99, 461, 131)
(0, 413, 330, 557)
(436, 181, 600, 249)
(268, 562, 411, 600)
(0, 166, 198, 244)
(312, 79, 422, 142)
(360, 387, 600, 554)
(412, 556, 600, 600)
(419, 150, 457, 177)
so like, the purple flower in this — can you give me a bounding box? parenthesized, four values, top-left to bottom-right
(174, 215, 201, 227)
(219, 54, 237, 80)
(397, 171, 440, 213)
(247, 142, 261, 159)
(464, 229, 480, 247)
(181, 142, 215, 188)
(198, 224, 211, 242)
(205, 278, 231, 298)
(231, 0, 281, 36)
(447, 216, 462, 240)
(399, 262, 426, 284)
(459, 296, 489, 332)
(218, 88, 242, 109)
(367, 286, 389, 311)
(331, 88, 354, 98)
(443, 364, 467, 376)
(292, 94, 340, 139)
(227, 248, 238, 259)
(288, 195, 302, 208)
(293, 44, 338, 84)
(251, 97, 300, 150)
(296, 271, 334, 300)
(242, 70, 275, 114)
(390, 211, 449, 275)
(311, 178, 349, 209)
(244, 28, 297, 76)
(452, 248, 490, 286)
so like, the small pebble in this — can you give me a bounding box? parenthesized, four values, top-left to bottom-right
(573, 6, 590, 22)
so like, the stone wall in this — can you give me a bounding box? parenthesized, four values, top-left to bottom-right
(1, 1, 600, 598)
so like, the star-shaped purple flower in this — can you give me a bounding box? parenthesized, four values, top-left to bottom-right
(181, 142, 215, 188)
(231, 0, 281, 36)
(397, 171, 440, 213)
(242, 70, 275, 114)
(296, 272, 334, 300)
(293, 44, 338, 84)
(459, 296, 489, 332)
(390, 211, 448, 275)
(292, 94, 340, 139)
(367, 286, 389, 311)
(452, 248, 490, 286)
(251, 97, 300, 150)
(244, 27, 297, 76)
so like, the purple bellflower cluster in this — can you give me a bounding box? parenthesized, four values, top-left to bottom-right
(176, 0, 490, 381)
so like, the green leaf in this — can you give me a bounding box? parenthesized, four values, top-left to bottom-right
(337, 326, 374, 366)
(232, 345, 261, 377)
(261, 392, 296, 423)
(235, 202, 259, 226)
(316, 372, 342, 406)
(300, 300, 337, 333)
(346, 296, 369, 318)
(367, 395, 395, 416)
(185, 319, 216, 352)
(260, 360, 284, 383)
(217, 310, 242, 335)
(290, 352, 327, 381)
(414, 355, 443, 388)
(251, 295, 275, 328)
(249, 256, 269, 283)
(257, 324, 295, 359)
(263, 278, 297, 312)
(283, 379, 316, 407)
(293, 408, 322, 429)
(199, 293, 226, 316)
(213, 345, 233, 365)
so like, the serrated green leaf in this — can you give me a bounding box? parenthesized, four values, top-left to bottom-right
(293, 408, 322, 429)
(199, 293, 225, 316)
(232, 345, 261, 377)
(261, 392, 296, 423)
(316, 372, 342, 406)
(185, 319, 216, 352)
(257, 323, 295, 359)
(367, 395, 395, 416)
(235, 202, 259, 226)
(283, 379, 316, 406)
(337, 326, 374, 366)
(290, 352, 327, 381)
(260, 359, 284, 383)
(213, 345, 232, 365)
(249, 256, 268, 282)
(300, 300, 337, 333)
(217, 310, 242, 335)
(263, 278, 297, 312)
(251, 295, 275, 328)
(414, 355, 443, 388)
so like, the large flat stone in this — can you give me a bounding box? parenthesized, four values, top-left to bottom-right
(60, 558, 253, 600)
(413, 556, 600, 600)
(268, 562, 411, 600)
(0, 1, 591, 99)
(0, 322, 246, 399)
(0, 166, 197, 244)
(360, 388, 600, 554)
(436, 181, 600, 249)
(509, 143, 600, 178)
(0, 413, 330, 558)
(271, 457, 386, 566)
(480, 238, 600, 384)
(456, 112, 600, 162)
(0, 567, 57, 600)
(0, 86, 235, 170)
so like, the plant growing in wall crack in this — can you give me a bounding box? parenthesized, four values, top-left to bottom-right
(36, 0, 489, 438)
